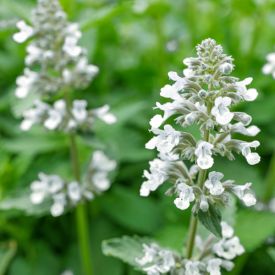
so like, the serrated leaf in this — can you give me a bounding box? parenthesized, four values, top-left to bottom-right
(198, 204, 222, 238)
(102, 236, 149, 269)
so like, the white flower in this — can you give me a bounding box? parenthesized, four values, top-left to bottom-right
(44, 100, 66, 130)
(44, 110, 62, 130)
(89, 151, 116, 192)
(232, 182, 256, 206)
(26, 44, 43, 65)
(30, 180, 48, 204)
(72, 100, 88, 122)
(240, 141, 261, 165)
(205, 172, 225, 196)
(136, 243, 175, 274)
(136, 244, 156, 266)
(185, 261, 202, 275)
(213, 236, 244, 260)
(140, 159, 169, 197)
(15, 69, 38, 98)
(93, 105, 117, 124)
(91, 151, 116, 172)
(231, 122, 260, 137)
(21, 100, 48, 131)
(63, 25, 82, 57)
(160, 84, 181, 100)
(211, 97, 234, 125)
(75, 58, 99, 78)
(152, 101, 182, 127)
(47, 175, 64, 194)
(199, 195, 209, 212)
(195, 141, 214, 169)
(146, 125, 181, 155)
(174, 182, 195, 210)
(207, 258, 222, 275)
(51, 193, 66, 217)
(168, 71, 186, 90)
(149, 114, 164, 129)
(236, 77, 258, 102)
(221, 222, 234, 238)
(262, 53, 275, 78)
(68, 181, 82, 202)
(92, 172, 111, 191)
(13, 20, 34, 43)
(219, 62, 233, 74)
(185, 102, 207, 125)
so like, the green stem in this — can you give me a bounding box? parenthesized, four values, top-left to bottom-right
(68, 124, 93, 275)
(185, 214, 198, 259)
(185, 109, 210, 258)
(75, 203, 93, 275)
(185, 169, 208, 258)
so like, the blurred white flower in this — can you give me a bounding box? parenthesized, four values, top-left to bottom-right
(92, 105, 117, 124)
(13, 20, 34, 43)
(231, 182, 256, 206)
(136, 243, 175, 274)
(88, 151, 116, 192)
(263, 53, 275, 78)
(213, 236, 244, 260)
(68, 181, 82, 202)
(185, 260, 202, 275)
(206, 258, 222, 275)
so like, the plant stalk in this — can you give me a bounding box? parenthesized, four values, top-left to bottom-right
(185, 122, 210, 259)
(185, 169, 207, 258)
(69, 130, 93, 275)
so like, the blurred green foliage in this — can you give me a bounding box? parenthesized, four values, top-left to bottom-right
(0, 0, 275, 274)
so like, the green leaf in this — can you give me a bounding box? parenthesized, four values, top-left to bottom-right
(198, 204, 222, 238)
(155, 225, 187, 252)
(0, 190, 50, 217)
(101, 186, 162, 233)
(102, 236, 149, 269)
(235, 210, 275, 251)
(0, 131, 67, 156)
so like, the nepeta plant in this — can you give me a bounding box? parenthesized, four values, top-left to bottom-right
(13, 0, 116, 274)
(103, 39, 260, 274)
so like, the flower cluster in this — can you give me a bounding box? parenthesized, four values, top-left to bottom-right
(141, 38, 260, 214)
(136, 222, 244, 275)
(136, 243, 176, 274)
(21, 99, 116, 132)
(14, 0, 117, 216)
(30, 151, 116, 217)
(13, 0, 98, 98)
